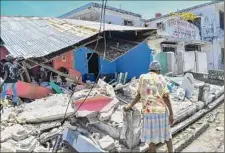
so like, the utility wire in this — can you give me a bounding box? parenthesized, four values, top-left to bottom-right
(38, 0, 108, 143)
(60, 0, 107, 125)
(66, 0, 107, 119)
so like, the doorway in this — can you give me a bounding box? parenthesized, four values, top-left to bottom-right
(87, 53, 99, 75)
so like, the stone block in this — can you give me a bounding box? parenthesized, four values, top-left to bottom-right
(98, 135, 115, 151)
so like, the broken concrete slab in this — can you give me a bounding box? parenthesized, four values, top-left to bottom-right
(12, 128, 30, 141)
(1, 124, 25, 142)
(62, 128, 105, 152)
(98, 135, 115, 151)
(98, 79, 116, 98)
(94, 121, 121, 139)
(1, 141, 17, 152)
(18, 94, 75, 123)
(16, 136, 38, 152)
(72, 95, 119, 121)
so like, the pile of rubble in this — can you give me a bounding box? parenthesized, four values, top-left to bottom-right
(1, 74, 224, 152)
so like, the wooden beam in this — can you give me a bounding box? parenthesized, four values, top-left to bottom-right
(111, 38, 139, 45)
(22, 61, 31, 83)
(109, 46, 126, 53)
(26, 59, 78, 82)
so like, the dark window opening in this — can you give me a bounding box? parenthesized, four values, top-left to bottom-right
(157, 22, 165, 31)
(108, 22, 112, 24)
(162, 47, 176, 52)
(144, 24, 148, 27)
(161, 42, 177, 52)
(185, 44, 201, 51)
(87, 53, 99, 74)
(219, 10, 224, 30)
(124, 20, 133, 26)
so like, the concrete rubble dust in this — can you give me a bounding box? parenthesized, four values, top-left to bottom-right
(0, 76, 224, 152)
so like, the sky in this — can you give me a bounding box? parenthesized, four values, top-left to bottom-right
(1, 1, 211, 19)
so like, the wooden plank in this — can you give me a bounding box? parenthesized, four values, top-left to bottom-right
(22, 61, 31, 83)
(26, 59, 78, 82)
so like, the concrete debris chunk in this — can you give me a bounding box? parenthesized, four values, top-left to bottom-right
(181, 73, 195, 98)
(98, 79, 116, 98)
(98, 135, 115, 151)
(176, 88, 186, 101)
(1, 141, 17, 152)
(120, 109, 142, 149)
(1, 124, 25, 142)
(99, 98, 119, 121)
(18, 94, 74, 123)
(16, 136, 38, 152)
(12, 128, 30, 141)
(216, 127, 224, 131)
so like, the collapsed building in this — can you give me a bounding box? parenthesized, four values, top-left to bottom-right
(0, 16, 224, 152)
(0, 73, 224, 152)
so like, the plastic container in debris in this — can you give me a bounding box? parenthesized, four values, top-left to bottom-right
(49, 81, 63, 94)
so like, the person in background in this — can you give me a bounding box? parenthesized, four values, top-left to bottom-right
(124, 60, 174, 153)
(1, 54, 20, 107)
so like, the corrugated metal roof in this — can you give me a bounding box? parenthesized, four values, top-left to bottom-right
(1, 17, 154, 59)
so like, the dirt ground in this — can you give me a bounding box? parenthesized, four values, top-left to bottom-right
(182, 103, 224, 152)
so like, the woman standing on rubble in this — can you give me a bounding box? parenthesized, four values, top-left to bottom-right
(124, 60, 174, 153)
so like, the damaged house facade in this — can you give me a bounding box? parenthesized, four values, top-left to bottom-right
(145, 16, 210, 75)
(0, 16, 156, 85)
(145, 0, 224, 71)
(59, 2, 144, 27)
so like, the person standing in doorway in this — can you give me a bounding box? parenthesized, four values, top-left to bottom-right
(124, 60, 174, 153)
(1, 54, 20, 107)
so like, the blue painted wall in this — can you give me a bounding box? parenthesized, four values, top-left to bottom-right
(74, 42, 153, 80)
(74, 47, 90, 74)
(74, 47, 116, 75)
(116, 42, 153, 79)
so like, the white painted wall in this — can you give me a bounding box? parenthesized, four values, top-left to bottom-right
(64, 7, 142, 27)
(188, 2, 224, 70)
(146, 2, 224, 70)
